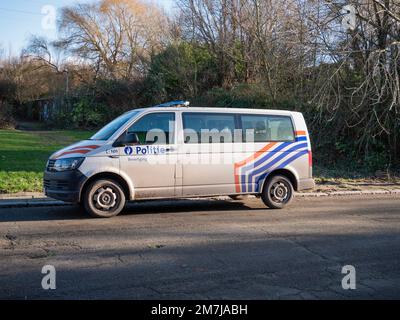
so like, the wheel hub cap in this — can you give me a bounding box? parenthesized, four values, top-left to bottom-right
(93, 187, 117, 210)
(271, 182, 289, 203)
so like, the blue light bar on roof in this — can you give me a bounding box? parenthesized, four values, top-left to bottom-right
(155, 100, 190, 107)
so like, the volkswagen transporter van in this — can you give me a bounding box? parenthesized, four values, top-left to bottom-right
(44, 101, 315, 218)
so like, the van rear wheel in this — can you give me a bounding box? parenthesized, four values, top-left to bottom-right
(83, 179, 126, 218)
(261, 175, 294, 209)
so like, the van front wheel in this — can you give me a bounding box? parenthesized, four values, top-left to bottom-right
(83, 179, 126, 218)
(261, 175, 294, 209)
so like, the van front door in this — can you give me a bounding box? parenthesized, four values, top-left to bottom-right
(119, 112, 177, 199)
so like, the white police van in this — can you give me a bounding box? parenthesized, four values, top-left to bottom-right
(44, 101, 315, 218)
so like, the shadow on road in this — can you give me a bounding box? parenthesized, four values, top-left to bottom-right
(0, 205, 85, 222)
(123, 198, 262, 215)
(2, 230, 400, 299)
(0, 198, 264, 222)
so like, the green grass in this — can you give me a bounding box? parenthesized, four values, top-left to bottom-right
(0, 129, 94, 193)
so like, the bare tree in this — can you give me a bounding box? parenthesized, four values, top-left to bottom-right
(58, 0, 169, 80)
(178, 0, 314, 99)
(23, 36, 65, 73)
(308, 0, 400, 159)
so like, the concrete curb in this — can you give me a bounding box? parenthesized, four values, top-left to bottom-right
(0, 192, 45, 200)
(295, 189, 400, 197)
(0, 189, 399, 208)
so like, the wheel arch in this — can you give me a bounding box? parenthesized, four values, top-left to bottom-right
(79, 172, 131, 203)
(259, 168, 299, 193)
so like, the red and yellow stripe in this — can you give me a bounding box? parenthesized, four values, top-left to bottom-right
(55, 145, 100, 159)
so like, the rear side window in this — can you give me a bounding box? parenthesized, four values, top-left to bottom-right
(127, 112, 175, 144)
(241, 115, 295, 142)
(183, 113, 236, 144)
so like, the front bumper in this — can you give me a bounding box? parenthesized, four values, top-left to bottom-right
(43, 170, 87, 203)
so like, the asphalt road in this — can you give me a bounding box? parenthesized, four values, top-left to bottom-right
(0, 195, 399, 299)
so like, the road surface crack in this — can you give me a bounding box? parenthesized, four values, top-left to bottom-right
(287, 238, 331, 262)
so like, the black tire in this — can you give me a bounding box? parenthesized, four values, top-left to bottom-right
(76, 202, 85, 214)
(83, 179, 126, 218)
(261, 175, 294, 209)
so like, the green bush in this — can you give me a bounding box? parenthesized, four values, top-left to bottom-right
(144, 42, 219, 103)
(193, 83, 299, 110)
(71, 98, 108, 129)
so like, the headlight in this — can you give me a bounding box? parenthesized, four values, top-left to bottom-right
(52, 157, 84, 172)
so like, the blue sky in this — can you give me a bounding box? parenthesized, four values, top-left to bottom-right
(0, 0, 174, 56)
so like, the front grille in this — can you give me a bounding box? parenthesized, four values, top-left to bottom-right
(47, 159, 56, 172)
(43, 179, 69, 191)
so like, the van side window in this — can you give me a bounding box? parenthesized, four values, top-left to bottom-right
(127, 112, 175, 145)
(183, 113, 236, 144)
(241, 115, 295, 142)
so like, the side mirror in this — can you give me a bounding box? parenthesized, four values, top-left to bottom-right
(113, 132, 140, 147)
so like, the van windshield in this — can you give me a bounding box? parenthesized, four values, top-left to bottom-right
(90, 111, 139, 141)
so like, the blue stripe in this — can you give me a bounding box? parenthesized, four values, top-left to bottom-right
(241, 174, 247, 193)
(247, 143, 308, 192)
(238, 139, 308, 192)
(254, 149, 309, 192)
(242, 142, 291, 172)
(242, 139, 307, 176)
(240, 142, 293, 192)
(295, 136, 307, 142)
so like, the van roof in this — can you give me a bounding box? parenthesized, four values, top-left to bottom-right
(128, 106, 301, 116)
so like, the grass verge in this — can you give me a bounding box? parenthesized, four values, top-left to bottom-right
(0, 129, 94, 193)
